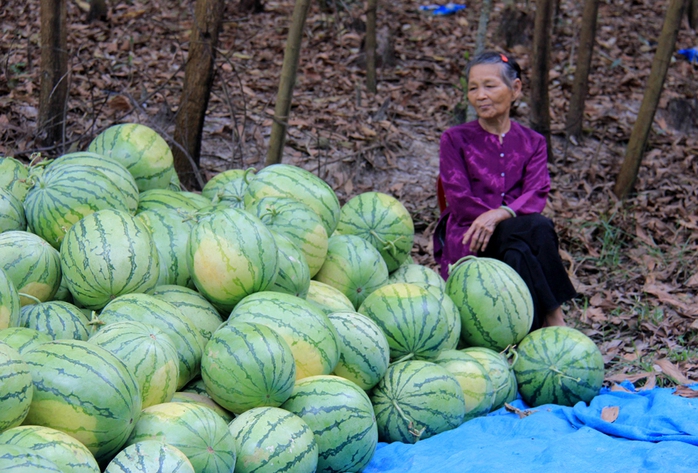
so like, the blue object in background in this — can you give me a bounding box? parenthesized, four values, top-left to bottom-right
(419, 3, 466, 15)
(678, 47, 698, 63)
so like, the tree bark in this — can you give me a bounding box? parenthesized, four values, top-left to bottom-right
(689, 0, 698, 29)
(365, 0, 377, 93)
(614, 0, 687, 199)
(172, 0, 224, 190)
(465, 0, 493, 122)
(565, 0, 599, 141)
(266, 0, 312, 166)
(529, 0, 554, 161)
(38, 0, 68, 148)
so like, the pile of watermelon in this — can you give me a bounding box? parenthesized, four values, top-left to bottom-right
(0, 123, 604, 470)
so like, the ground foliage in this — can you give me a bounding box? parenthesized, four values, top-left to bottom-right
(1, 0, 697, 387)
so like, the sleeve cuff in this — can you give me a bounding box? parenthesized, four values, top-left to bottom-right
(500, 205, 516, 218)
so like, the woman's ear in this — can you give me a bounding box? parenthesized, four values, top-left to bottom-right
(512, 78, 523, 101)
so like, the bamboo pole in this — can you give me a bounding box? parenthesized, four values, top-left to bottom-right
(38, 0, 68, 148)
(529, 0, 554, 161)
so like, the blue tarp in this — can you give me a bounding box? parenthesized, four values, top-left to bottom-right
(364, 384, 698, 472)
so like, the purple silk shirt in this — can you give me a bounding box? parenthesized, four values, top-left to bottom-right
(434, 120, 550, 279)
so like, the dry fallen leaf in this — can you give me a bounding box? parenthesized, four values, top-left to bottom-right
(601, 406, 620, 423)
(504, 403, 537, 419)
(654, 358, 692, 385)
(672, 386, 698, 398)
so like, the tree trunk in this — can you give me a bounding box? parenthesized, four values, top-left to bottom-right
(565, 0, 599, 142)
(614, 0, 687, 199)
(365, 0, 377, 93)
(266, 0, 312, 166)
(529, 0, 554, 161)
(38, 0, 68, 148)
(172, 0, 224, 190)
(689, 0, 698, 29)
(465, 0, 493, 122)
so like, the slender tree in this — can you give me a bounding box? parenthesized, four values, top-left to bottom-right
(465, 0, 493, 122)
(689, 0, 698, 29)
(565, 0, 599, 142)
(38, 0, 68, 148)
(172, 0, 225, 190)
(614, 0, 687, 198)
(266, 0, 312, 166)
(365, 0, 378, 93)
(529, 0, 555, 161)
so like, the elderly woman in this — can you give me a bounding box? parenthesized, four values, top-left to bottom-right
(433, 51, 576, 330)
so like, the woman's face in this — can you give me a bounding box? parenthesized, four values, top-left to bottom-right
(467, 63, 522, 121)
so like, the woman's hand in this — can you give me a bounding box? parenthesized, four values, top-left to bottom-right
(462, 208, 513, 253)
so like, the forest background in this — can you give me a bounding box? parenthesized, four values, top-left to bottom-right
(1, 0, 697, 387)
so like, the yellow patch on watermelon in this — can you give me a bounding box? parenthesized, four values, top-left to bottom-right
(24, 399, 100, 448)
(192, 237, 254, 303)
(18, 282, 54, 306)
(142, 360, 179, 408)
(0, 306, 10, 329)
(289, 339, 328, 380)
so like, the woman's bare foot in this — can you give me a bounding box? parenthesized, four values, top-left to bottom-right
(543, 307, 566, 327)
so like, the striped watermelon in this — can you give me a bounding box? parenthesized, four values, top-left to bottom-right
(446, 256, 534, 351)
(0, 327, 51, 354)
(246, 196, 329, 277)
(95, 293, 203, 389)
(168, 170, 182, 191)
(334, 191, 414, 272)
(244, 163, 340, 236)
(371, 360, 466, 443)
(304, 280, 355, 315)
(434, 350, 495, 421)
(89, 321, 180, 408)
(328, 311, 390, 390)
(187, 207, 278, 313)
(228, 406, 318, 473)
(202, 168, 255, 208)
(18, 301, 90, 341)
(47, 152, 140, 214)
(0, 425, 100, 473)
(0, 341, 33, 432)
(147, 285, 223, 346)
(314, 234, 389, 309)
(24, 163, 131, 249)
(513, 326, 604, 407)
(0, 231, 61, 306)
(169, 391, 235, 423)
(0, 444, 62, 471)
(281, 375, 377, 473)
(0, 268, 20, 329)
(52, 273, 73, 303)
(0, 188, 26, 232)
(229, 291, 340, 380)
(87, 123, 176, 191)
(358, 282, 450, 361)
(22, 340, 142, 462)
(181, 191, 212, 208)
(125, 402, 237, 473)
(59, 209, 160, 310)
(201, 321, 296, 414)
(0, 156, 30, 201)
(268, 230, 311, 298)
(461, 346, 518, 411)
(136, 188, 208, 214)
(104, 441, 194, 473)
(181, 377, 209, 397)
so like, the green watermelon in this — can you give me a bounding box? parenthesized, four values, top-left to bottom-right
(0, 268, 20, 329)
(0, 444, 62, 471)
(358, 282, 450, 361)
(0, 188, 26, 232)
(19, 301, 90, 341)
(304, 280, 355, 315)
(22, 340, 142, 463)
(52, 273, 73, 303)
(125, 402, 237, 473)
(244, 163, 340, 236)
(371, 360, 466, 443)
(334, 191, 414, 272)
(434, 350, 495, 421)
(0, 327, 51, 354)
(281, 375, 377, 473)
(446, 256, 533, 351)
(202, 168, 255, 208)
(0, 231, 61, 306)
(0, 341, 33, 432)
(47, 152, 140, 214)
(187, 207, 278, 313)
(513, 326, 604, 407)
(59, 209, 160, 310)
(228, 406, 318, 473)
(181, 377, 209, 397)
(180, 191, 212, 209)
(461, 346, 518, 411)
(136, 188, 208, 214)
(0, 156, 30, 201)
(169, 391, 234, 424)
(201, 321, 296, 414)
(314, 234, 389, 309)
(229, 291, 340, 380)
(246, 196, 329, 277)
(328, 311, 390, 390)
(87, 123, 176, 192)
(0, 425, 100, 473)
(104, 440, 195, 473)
(268, 230, 311, 298)
(94, 293, 203, 389)
(89, 321, 180, 408)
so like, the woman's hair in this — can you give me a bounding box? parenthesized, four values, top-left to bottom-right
(465, 51, 522, 89)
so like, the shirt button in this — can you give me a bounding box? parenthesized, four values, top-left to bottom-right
(501, 193, 505, 197)
(500, 153, 504, 157)
(501, 172, 505, 177)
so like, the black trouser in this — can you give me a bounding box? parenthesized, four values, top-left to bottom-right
(480, 213, 577, 331)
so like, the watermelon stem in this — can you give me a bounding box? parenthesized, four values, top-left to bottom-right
(549, 366, 582, 383)
(17, 292, 42, 304)
(369, 230, 405, 256)
(390, 398, 425, 441)
(390, 353, 414, 365)
(503, 345, 518, 368)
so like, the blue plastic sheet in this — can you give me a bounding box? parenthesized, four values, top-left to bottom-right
(364, 385, 698, 472)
